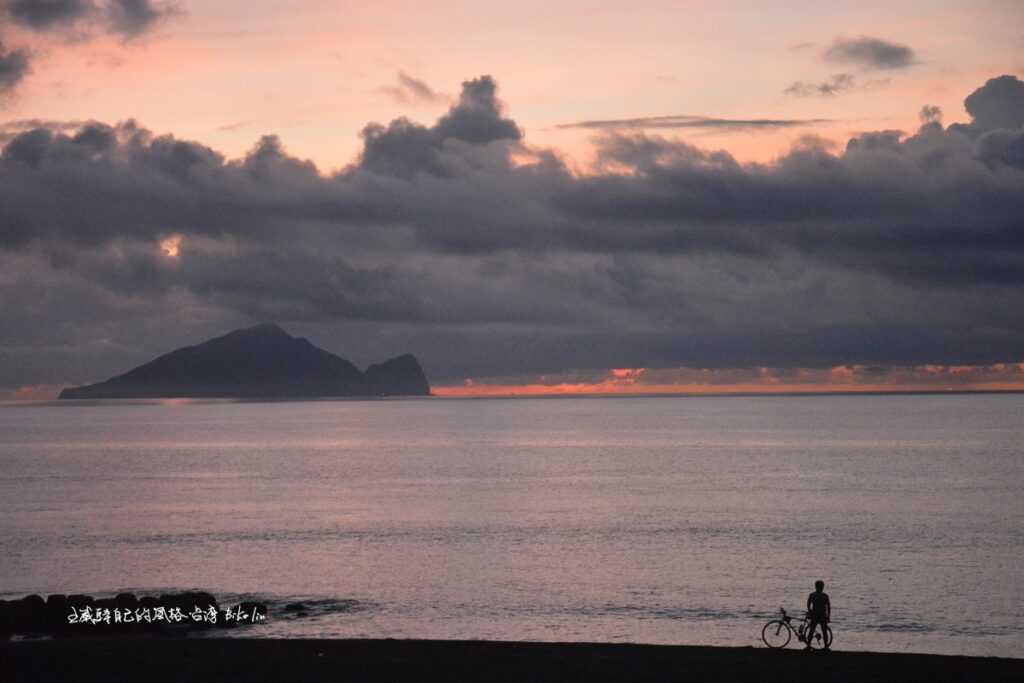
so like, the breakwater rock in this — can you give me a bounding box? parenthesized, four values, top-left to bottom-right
(0, 592, 267, 638)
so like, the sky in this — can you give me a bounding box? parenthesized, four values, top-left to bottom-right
(1, 0, 1024, 398)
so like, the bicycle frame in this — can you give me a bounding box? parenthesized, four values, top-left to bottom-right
(776, 608, 831, 647)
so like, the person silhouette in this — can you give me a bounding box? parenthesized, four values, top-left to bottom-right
(805, 579, 831, 651)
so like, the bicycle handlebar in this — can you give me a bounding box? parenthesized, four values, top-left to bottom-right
(779, 607, 816, 619)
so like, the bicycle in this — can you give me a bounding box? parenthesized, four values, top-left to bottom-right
(761, 608, 833, 650)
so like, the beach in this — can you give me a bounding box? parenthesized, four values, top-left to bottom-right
(5, 638, 1024, 682)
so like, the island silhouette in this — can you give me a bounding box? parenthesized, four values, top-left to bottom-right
(58, 323, 430, 399)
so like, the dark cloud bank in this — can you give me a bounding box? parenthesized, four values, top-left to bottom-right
(2, 74, 1024, 392)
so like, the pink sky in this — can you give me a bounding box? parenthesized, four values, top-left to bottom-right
(5, 1, 1022, 170)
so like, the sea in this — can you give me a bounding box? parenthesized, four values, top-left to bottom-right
(1, 394, 1021, 657)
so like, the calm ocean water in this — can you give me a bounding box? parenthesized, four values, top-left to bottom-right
(1, 394, 1021, 656)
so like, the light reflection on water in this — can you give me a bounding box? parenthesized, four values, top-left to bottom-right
(0, 394, 1022, 657)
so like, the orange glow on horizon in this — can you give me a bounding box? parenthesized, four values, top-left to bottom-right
(434, 381, 1024, 398)
(434, 363, 1024, 397)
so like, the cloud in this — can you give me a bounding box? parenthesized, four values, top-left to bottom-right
(215, 120, 251, 132)
(381, 71, 449, 105)
(963, 74, 1024, 131)
(4, 0, 95, 31)
(0, 0, 179, 102)
(0, 42, 31, 95)
(824, 36, 916, 70)
(919, 105, 942, 125)
(2, 74, 1024, 390)
(784, 73, 857, 97)
(105, 0, 175, 39)
(433, 74, 520, 144)
(359, 74, 520, 177)
(3, 0, 174, 36)
(556, 114, 832, 131)
(0, 117, 88, 142)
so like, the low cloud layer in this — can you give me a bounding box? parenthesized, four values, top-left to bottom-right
(556, 114, 831, 131)
(2, 74, 1024, 391)
(106, 0, 171, 38)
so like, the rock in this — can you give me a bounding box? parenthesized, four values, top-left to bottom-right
(66, 594, 94, 609)
(365, 354, 431, 396)
(44, 594, 69, 634)
(16, 594, 47, 633)
(236, 602, 268, 624)
(177, 591, 219, 610)
(114, 593, 138, 610)
(136, 596, 164, 633)
(3, 591, 272, 636)
(0, 600, 11, 639)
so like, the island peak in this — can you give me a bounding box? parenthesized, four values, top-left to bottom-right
(59, 325, 430, 399)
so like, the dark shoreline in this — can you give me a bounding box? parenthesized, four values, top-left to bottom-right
(4, 638, 1022, 682)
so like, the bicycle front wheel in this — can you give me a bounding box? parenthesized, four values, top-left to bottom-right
(761, 620, 792, 649)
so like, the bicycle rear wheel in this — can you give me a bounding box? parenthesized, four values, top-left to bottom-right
(807, 625, 833, 650)
(761, 620, 792, 648)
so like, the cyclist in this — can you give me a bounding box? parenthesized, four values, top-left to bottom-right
(805, 579, 831, 651)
